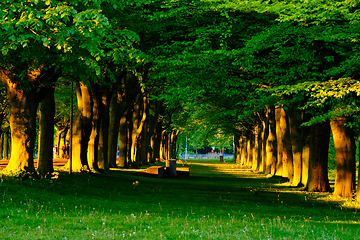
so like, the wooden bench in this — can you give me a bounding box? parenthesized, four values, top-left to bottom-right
(146, 166, 164, 178)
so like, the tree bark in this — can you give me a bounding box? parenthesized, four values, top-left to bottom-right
(152, 121, 162, 162)
(87, 86, 103, 172)
(252, 125, 261, 171)
(330, 116, 356, 198)
(118, 110, 128, 167)
(1, 70, 38, 172)
(275, 107, 284, 176)
(130, 92, 147, 165)
(265, 106, 277, 176)
(234, 133, 241, 164)
(259, 111, 269, 173)
(3, 131, 9, 159)
(108, 90, 127, 167)
(288, 107, 302, 186)
(246, 133, 253, 167)
(0, 132, 3, 159)
(37, 85, 55, 175)
(97, 89, 110, 171)
(306, 122, 332, 192)
(65, 82, 93, 172)
(240, 136, 247, 165)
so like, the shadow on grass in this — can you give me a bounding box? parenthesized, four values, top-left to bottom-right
(1, 160, 359, 229)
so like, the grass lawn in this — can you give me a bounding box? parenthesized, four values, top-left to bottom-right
(0, 160, 359, 239)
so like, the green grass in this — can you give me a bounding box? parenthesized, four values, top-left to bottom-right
(0, 161, 360, 239)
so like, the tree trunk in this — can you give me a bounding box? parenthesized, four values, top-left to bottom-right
(170, 130, 179, 159)
(288, 107, 302, 186)
(330, 116, 356, 198)
(3, 131, 9, 159)
(130, 93, 147, 165)
(2, 79, 38, 172)
(246, 133, 253, 167)
(252, 125, 261, 171)
(356, 135, 360, 202)
(234, 133, 241, 164)
(126, 107, 133, 167)
(240, 136, 247, 165)
(259, 111, 268, 173)
(118, 111, 128, 167)
(275, 107, 284, 176)
(108, 90, 127, 168)
(306, 122, 332, 192)
(97, 89, 110, 171)
(87, 86, 103, 172)
(265, 106, 277, 176)
(65, 82, 93, 172)
(37, 86, 55, 175)
(0, 132, 3, 159)
(153, 121, 162, 162)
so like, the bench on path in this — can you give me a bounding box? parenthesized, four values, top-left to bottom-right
(146, 166, 165, 178)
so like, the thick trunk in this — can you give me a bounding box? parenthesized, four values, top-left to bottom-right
(87, 87, 103, 172)
(275, 107, 284, 176)
(0, 132, 3, 159)
(130, 93, 147, 165)
(252, 125, 261, 171)
(65, 82, 93, 172)
(170, 130, 179, 159)
(153, 121, 162, 162)
(306, 122, 332, 192)
(301, 121, 311, 187)
(125, 108, 133, 167)
(159, 131, 166, 160)
(4, 84, 37, 172)
(108, 90, 127, 168)
(240, 136, 247, 165)
(259, 111, 268, 173)
(234, 133, 241, 164)
(357, 135, 360, 202)
(37, 86, 55, 175)
(3, 132, 9, 159)
(118, 111, 128, 167)
(97, 89, 110, 171)
(265, 106, 277, 176)
(246, 133, 253, 167)
(288, 108, 302, 186)
(330, 116, 356, 198)
(140, 120, 148, 164)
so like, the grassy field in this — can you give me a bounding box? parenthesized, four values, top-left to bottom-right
(0, 160, 359, 239)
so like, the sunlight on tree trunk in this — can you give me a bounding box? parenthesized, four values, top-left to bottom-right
(234, 133, 241, 164)
(130, 92, 147, 165)
(246, 133, 253, 167)
(240, 136, 247, 165)
(65, 82, 92, 172)
(275, 107, 285, 176)
(87, 87, 103, 172)
(252, 125, 261, 171)
(259, 111, 268, 173)
(301, 113, 311, 187)
(118, 111, 128, 167)
(1, 70, 38, 173)
(265, 106, 277, 176)
(330, 116, 356, 198)
(288, 107, 302, 186)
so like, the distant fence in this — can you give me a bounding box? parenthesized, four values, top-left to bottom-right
(179, 153, 233, 160)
